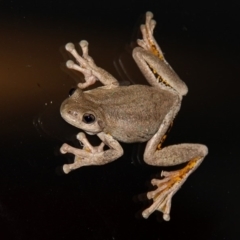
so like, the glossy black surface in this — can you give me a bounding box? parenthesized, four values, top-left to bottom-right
(1, 1, 240, 239)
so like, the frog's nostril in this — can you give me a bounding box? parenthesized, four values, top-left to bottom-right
(68, 110, 78, 117)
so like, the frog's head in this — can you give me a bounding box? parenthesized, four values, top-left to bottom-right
(60, 88, 105, 135)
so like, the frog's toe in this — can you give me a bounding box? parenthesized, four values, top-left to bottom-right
(137, 39, 148, 50)
(146, 11, 154, 20)
(79, 40, 88, 48)
(66, 60, 75, 69)
(149, 19, 156, 33)
(63, 164, 71, 174)
(76, 132, 86, 141)
(142, 168, 188, 221)
(65, 42, 75, 52)
(145, 11, 156, 35)
(60, 143, 69, 154)
(142, 178, 174, 221)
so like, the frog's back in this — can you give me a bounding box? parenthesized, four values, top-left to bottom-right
(85, 85, 179, 143)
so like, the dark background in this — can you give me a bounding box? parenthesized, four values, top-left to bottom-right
(0, 0, 240, 239)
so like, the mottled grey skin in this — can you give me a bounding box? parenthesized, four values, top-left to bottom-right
(60, 12, 208, 221)
(61, 85, 177, 143)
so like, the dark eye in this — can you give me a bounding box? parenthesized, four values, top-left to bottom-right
(69, 88, 76, 96)
(82, 113, 95, 124)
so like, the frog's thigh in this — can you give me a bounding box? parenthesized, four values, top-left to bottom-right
(132, 47, 160, 88)
(144, 143, 208, 166)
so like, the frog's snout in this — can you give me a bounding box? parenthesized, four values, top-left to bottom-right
(66, 109, 79, 118)
(61, 102, 79, 119)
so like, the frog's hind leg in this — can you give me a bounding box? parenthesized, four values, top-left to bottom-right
(133, 12, 188, 96)
(143, 143, 208, 221)
(133, 47, 188, 96)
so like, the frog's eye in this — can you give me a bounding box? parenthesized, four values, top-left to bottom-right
(82, 113, 95, 124)
(69, 88, 76, 96)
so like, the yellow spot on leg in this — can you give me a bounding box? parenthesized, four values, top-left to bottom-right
(85, 147, 91, 152)
(156, 122, 174, 150)
(150, 44, 163, 60)
(153, 156, 202, 201)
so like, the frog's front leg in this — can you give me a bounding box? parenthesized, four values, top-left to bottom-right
(65, 40, 119, 89)
(60, 132, 123, 174)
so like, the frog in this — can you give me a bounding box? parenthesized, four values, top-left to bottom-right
(60, 11, 208, 221)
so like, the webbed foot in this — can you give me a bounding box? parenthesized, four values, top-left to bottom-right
(60, 132, 105, 174)
(65, 40, 99, 89)
(65, 40, 119, 89)
(137, 11, 164, 59)
(142, 157, 203, 221)
(60, 131, 123, 174)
